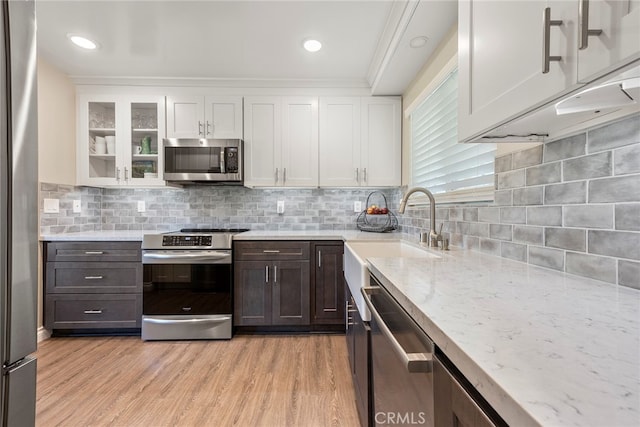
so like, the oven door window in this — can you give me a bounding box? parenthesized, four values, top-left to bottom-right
(164, 147, 223, 174)
(143, 264, 231, 315)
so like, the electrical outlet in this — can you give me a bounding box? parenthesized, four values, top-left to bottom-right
(72, 200, 81, 213)
(43, 198, 59, 214)
(277, 200, 285, 214)
(354, 201, 362, 212)
(137, 201, 146, 213)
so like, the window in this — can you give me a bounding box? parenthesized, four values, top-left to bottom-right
(410, 69, 495, 203)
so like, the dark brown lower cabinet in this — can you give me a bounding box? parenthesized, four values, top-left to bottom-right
(234, 259, 310, 326)
(311, 242, 345, 326)
(43, 241, 142, 334)
(234, 240, 345, 330)
(346, 287, 371, 427)
(434, 354, 506, 427)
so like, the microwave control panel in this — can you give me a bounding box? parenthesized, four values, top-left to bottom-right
(225, 147, 239, 173)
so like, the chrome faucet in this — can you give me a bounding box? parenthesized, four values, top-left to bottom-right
(399, 187, 440, 247)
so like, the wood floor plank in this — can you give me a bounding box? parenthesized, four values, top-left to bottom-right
(35, 335, 360, 427)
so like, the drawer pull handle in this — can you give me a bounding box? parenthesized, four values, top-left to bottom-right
(83, 309, 103, 314)
(263, 250, 280, 253)
(84, 251, 104, 255)
(84, 276, 103, 280)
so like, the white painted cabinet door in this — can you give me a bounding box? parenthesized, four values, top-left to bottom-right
(577, 0, 640, 82)
(458, 0, 578, 142)
(319, 97, 361, 187)
(204, 96, 243, 139)
(281, 96, 319, 187)
(360, 97, 401, 187)
(243, 96, 281, 187)
(166, 96, 205, 138)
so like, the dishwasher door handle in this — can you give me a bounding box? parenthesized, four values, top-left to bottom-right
(361, 286, 433, 373)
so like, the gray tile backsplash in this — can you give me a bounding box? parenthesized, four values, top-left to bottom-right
(41, 114, 640, 289)
(399, 114, 639, 290)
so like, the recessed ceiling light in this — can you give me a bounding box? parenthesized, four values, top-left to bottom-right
(303, 39, 322, 53)
(409, 36, 429, 49)
(67, 34, 98, 50)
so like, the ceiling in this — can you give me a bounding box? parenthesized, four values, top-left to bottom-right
(36, 0, 457, 95)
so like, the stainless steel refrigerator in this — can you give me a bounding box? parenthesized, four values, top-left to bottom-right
(1, 0, 38, 425)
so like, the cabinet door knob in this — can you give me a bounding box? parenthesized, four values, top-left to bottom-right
(578, 0, 602, 50)
(542, 7, 563, 74)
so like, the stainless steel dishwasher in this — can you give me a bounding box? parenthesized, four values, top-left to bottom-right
(362, 275, 435, 427)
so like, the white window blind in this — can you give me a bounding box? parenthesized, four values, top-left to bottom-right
(411, 69, 496, 203)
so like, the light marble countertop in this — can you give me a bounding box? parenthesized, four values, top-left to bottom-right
(40, 229, 403, 242)
(39, 229, 640, 426)
(40, 230, 150, 241)
(367, 247, 640, 427)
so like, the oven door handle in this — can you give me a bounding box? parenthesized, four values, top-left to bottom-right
(142, 251, 231, 262)
(361, 286, 433, 373)
(144, 316, 232, 325)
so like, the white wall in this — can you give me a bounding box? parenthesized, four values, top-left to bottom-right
(37, 57, 76, 334)
(38, 56, 76, 185)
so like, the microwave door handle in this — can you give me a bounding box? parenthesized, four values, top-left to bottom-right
(220, 148, 226, 173)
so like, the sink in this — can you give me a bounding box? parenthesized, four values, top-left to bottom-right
(344, 240, 440, 321)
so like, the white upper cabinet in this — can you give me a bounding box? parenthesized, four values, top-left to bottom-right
(319, 97, 361, 187)
(458, 0, 640, 143)
(244, 96, 318, 187)
(361, 97, 402, 187)
(319, 97, 401, 187)
(166, 95, 242, 139)
(77, 94, 166, 187)
(281, 97, 319, 187)
(577, 0, 640, 82)
(458, 0, 578, 142)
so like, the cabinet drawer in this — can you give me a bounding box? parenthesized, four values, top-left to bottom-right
(234, 241, 310, 261)
(45, 294, 142, 329)
(46, 262, 142, 294)
(45, 241, 141, 262)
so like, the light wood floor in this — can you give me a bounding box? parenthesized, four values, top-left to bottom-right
(35, 334, 359, 427)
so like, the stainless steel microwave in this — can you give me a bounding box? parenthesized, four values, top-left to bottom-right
(163, 138, 243, 184)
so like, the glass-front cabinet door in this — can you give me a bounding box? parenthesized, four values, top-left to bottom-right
(77, 94, 165, 186)
(86, 99, 118, 184)
(127, 98, 165, 185)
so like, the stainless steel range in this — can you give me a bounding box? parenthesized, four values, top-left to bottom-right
(141, 228, 248, 340)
